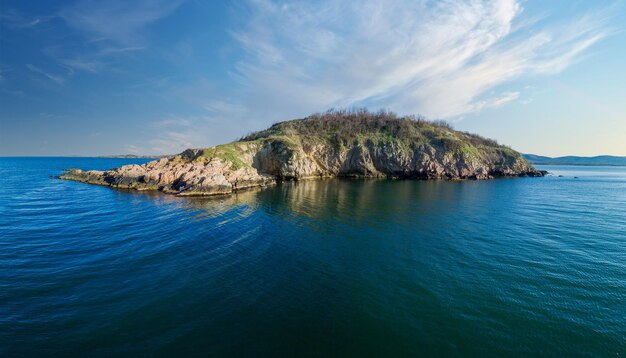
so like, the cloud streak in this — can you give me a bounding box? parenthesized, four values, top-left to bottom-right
(26, 64, 65, 85)
(55, 0, 184, 72)
(0, 9, 52, 29)
(230, 0, 612, 119)
(59, 0, 183, 45)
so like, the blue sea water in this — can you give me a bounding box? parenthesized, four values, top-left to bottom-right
(0, 157, 624, 357)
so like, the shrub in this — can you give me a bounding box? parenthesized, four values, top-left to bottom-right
(239, 109, 508, 154)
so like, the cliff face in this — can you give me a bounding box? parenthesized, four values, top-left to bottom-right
(60, 111, 544, 196)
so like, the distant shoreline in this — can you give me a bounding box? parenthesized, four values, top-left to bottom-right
(524, 154, 626, 167)
(0, 155, 169, 158)
(535, 164, 626, 167)
(96, 155, 171, 159)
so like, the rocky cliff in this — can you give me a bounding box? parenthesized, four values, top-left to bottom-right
(60, 110, 544, 196)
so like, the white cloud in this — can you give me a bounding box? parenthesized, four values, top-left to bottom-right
(26, 64, 65, 85)
(57, 58, 104, 73)
(55, 0, 183, 72)
(0, 9, 52, 29)
(228, 0, 612, 120)
(138, 0, 612, 153)
(148, 131, 194, 154)
(469, 91, 521, 113)
(132, 114, 227, 155)
(59, 0, 183, 45)
(124, 144, 141, 155)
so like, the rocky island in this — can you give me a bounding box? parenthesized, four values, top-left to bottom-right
(60, 110, 544, 196)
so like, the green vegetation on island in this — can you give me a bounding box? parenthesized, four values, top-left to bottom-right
(61, 109, 544, 196)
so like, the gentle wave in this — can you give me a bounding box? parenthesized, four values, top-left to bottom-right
(0, 159, 624, 356)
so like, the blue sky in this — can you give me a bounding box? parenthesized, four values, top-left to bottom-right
(0, 0, 624, 156)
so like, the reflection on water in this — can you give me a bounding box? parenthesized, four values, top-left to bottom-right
(147, 178, 509, 222)
(1, 159, 625, 356)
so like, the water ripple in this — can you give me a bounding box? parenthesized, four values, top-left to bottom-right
(0, 159, 624, 356)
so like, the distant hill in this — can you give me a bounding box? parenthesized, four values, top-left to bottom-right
(523, 154, 626, 166)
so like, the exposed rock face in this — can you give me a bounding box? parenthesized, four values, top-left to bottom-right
(60, 150, 275, 196)
(60, 111, 544, 196)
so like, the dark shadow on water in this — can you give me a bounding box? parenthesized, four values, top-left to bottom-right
(126, 178, 509, 224)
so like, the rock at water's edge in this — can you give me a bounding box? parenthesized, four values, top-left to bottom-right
(60, 111, 545, 196)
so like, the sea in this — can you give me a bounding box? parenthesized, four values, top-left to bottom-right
(0, 157, 624, 357)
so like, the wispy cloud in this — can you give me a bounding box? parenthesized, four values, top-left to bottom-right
(26, 64, 66, 85)
(137, 0, 614, 153)
(128, 114, 220, 155)
(148, 130, 193, 154)
(467, 91, 521, 113)
(53, 0, 184, 72)
(124, 144, 141, 155)
(229, 0, 613, 119)
(0, 9, 52, 29)
(59, 0, 183, 45)
(57, 58, 105, 73)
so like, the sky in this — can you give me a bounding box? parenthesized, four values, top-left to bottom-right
(0, 0, 625, 156)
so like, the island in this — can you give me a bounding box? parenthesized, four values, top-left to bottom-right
(60, 110, 545, 196)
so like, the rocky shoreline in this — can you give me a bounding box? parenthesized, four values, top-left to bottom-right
(60, 111, 545, 196)
(60, 151, 277, 196)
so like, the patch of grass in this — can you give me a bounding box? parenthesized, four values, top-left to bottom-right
(457, 143, 481, 161)
(270, 135, 300, 149)
(224, 109, 524, 166)
(204, 143, 249, 170)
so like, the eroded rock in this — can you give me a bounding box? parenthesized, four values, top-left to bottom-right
(60, 112, 544, 196)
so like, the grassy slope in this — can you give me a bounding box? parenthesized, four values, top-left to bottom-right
(193, 109, 528, 169)
(241, 110, 524, 164)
